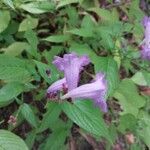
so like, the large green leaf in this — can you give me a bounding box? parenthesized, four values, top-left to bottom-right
(20, 103, 38, 128)
(114, 79, 145, 116)
(1, 42, 28, 56)
(94, 57, 119, 96)
(2, 0, 15, 9)
(0, 130, 28, 150)
(0, 55, 32, 82)
(20, 2, 55, 14)
(62, 100, 112, 143)
(0, 11, 10, 33)
(0, 82, 25, 107)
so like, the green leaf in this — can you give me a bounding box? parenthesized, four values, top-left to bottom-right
(34, 60, 59, 84)
(1, 42, 28, 56)
(57, 0, 83, 8)
(34, 60, 51, 83)
(62, 100, 112, 143)
(67, 28, 93, 37)
(24, 30, 39, 58)
(69, 43, 97, 60)
(37, 102, 61, 133)
(131, 71, 147, 86)
(0, 54, 32, 83)
(41, 119, 72, 150)
(19, 16, 38, 32)
(25, 130, 36, 149)
(20, 2, 55, 14)
(44, 35, 70, 43)
(0, 82, 25, 107)
(118, 114, 137, 133)
(2, 0, 15, 9)
(137, 112, 150, 148)
(0, 11, 10, 33)
(114, 79, 145, 116)
(20, 103, 38, 128)
(0, 130, 28, 150)
(94, 57, 119, 96)
(89, 8, 111, 20)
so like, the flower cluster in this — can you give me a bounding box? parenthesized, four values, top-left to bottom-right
(141, 16, 150, 60)
(47, 53, 108, 112)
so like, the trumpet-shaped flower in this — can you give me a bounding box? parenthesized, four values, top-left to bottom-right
(53, 53, 90, 91)
(47, 53, 90, 98)
(61, 73, 108, 112)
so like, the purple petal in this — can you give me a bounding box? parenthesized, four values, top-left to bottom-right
(47, 78, 67, 94)
(63, 53, 81, 91)
(52, 53, 90, 91)
(141, 45, 150, 60)
(61, 72, 107, 112)
(79, 55, 90, 67)
(53, 56, 64, 71)
(142, 16, 150, 27)
(94, 96, 108, 112)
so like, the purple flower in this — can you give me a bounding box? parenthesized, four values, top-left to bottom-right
(47, 53, 90, 98)
(61, 73, 108, 112)
(53, 53, 90, 91)
(141, 16, 150, 60)
(47, 78, 67, 99)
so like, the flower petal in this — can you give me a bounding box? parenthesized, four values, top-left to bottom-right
(47, 78, 67, 94)
(53, 56, 64, 71)
(94, 98, 108, 112)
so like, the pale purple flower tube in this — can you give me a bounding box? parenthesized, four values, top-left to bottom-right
(61, 73, 108, 112)
(53, 53, 90, 91)
(141, 16, 150, 60)
(47, 78, 67, 98)
(47, 53, 90, 98)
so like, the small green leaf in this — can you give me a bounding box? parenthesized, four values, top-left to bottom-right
(0, 82, 25, 107)
(114, 79, 145, 116)
(19, 16, 38, 32)
(34, 60, 51, 83)
(0, 11, 10, 33)
(131, 71, 147, 86)
(89, 8, 111, 21)
(57, 0, 83, 8)
(0, 130, 28, 150)
(67, 28, 93, 37)
(44, 35, 70, 43)
(20, 103, 38, 128)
